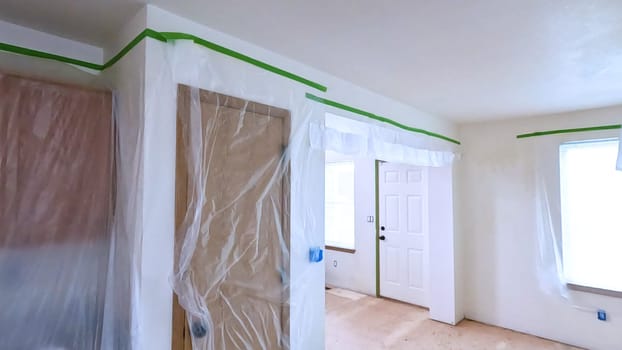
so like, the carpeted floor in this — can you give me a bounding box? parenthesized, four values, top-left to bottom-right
(326, 289, 581, 350)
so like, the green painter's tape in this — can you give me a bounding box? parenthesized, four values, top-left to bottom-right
(306, 93, 461, 145)
(516, 124, 622, 139)
(102, 29, 167, 69)
(0, 42, 102, 70)
(159, 32, 327, 92)
(0, 28, 327, 92)
(375, 160, 381, 298)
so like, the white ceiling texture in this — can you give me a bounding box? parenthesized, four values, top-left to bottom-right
(1, 0, 621, 122)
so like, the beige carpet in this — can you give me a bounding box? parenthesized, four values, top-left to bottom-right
(326, 289, 581, 350)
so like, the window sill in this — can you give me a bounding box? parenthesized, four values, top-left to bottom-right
(325, 245, 356, 254)
(567, 283, 622, 298)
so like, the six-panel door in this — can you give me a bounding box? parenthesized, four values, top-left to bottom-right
(379, 162, 429, 307)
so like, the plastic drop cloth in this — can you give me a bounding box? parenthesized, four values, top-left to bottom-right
(174, 85, 294, 349)
(0, 35, 144, 350)
(0, 71, 141, 349)
(159, 39, 322, 350)
(530, 128, 622, 310)
(310, 112, 457, 167)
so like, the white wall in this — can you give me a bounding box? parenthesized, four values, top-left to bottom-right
(102, 7, 148, 350)
(458, 105, 622, 350)
(0, 20, 102, 64)
(144, 8, 455, 140)
(428, 165, 461, 324)
(324, 154, 376, 296)
(0, 19, 105, 88)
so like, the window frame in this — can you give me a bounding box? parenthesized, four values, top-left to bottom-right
(324, 157, 356, 252)
(558, 137, 622, 296)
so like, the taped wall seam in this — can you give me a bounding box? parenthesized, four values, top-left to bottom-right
(0, 28, 327, 92)
(305, 93, 461, 145)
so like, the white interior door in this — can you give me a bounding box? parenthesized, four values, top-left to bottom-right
(379, 162, 429, 307)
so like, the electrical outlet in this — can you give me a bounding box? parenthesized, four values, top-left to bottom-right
(597, 310, 607, 321)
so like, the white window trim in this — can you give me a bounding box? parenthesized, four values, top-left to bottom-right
(559, 138, 622, 296)
(325, 159, 356, 251)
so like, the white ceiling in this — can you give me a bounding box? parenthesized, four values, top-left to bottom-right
(1, 0, 621, 122)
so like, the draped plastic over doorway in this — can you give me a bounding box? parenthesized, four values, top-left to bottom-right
(0, 73, 135, 349)
(311, 112, 457, 167)
(173, 86, 291, 349)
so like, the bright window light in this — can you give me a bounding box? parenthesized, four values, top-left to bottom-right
(325, 161, 355, 250)
(560, 139, 622, 292)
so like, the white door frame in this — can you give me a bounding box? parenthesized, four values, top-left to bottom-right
(374, 160, 461, 324)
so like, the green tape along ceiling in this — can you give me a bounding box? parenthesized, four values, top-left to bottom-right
(305, 93, 461, 145)
(0, 28, 327, 92)
(516, 124, 622, 139)
(1, 27, 463, 145)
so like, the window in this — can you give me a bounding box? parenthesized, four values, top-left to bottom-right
(560, 139, 622, 293)
(325, 161, 355, 250)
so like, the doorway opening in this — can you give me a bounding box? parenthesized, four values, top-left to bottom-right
(323, 153, 432, 308)
(324, 154, 455, 349)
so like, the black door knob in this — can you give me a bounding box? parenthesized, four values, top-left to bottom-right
(379, 235, 386, 241)
(191, 321, 207, 338)
(380, 226, 385, 231)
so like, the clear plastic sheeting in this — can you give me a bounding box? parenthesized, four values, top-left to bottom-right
(174, 86, 292, 350)
(310, 112, 457, 167)
(0, 73, 134, 349)
(161, 39, 323, 350)
(0, 49, 143, 349)
(531, 129, 622, 308)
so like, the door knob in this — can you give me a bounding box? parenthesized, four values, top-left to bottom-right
(191, 320, 207, 338)
(379, 235, 386, 241)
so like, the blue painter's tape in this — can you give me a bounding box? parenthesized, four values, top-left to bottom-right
(309, 247, 323, 263)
